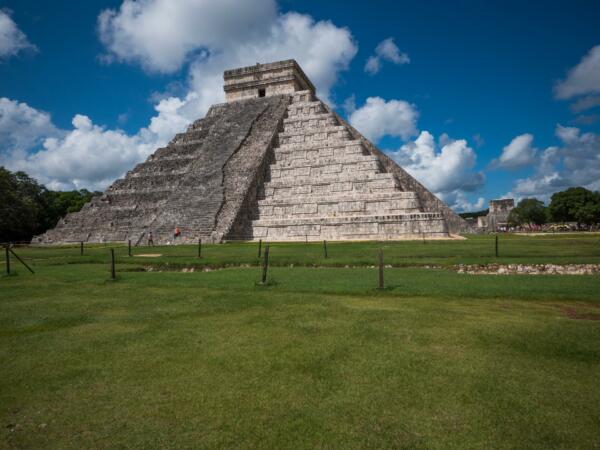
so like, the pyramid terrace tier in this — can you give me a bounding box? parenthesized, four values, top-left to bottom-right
(286, 100, 325, 117)
(257, 191, 423, 219)
(263, 171, 399, 193)
(282, 112, 339, 131)
(269, 153, 381, 178)
(273, 141, 368, 162)
(249, 213, 448, 241)
(277, 125, 351, 145)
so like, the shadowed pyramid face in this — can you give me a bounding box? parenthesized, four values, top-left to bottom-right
(37, 60, 468, 245)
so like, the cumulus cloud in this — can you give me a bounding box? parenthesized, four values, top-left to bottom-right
(348, 96, 484, 209)
(348, 97, 418, 142)
(493, 133, 536, 169)
(0, 98, 60, 161)
(509, 124, 600, 201)
(570, 95, 600, 113)
(1, 97, 170, 191)
(391, 131, 484, 197)
(364, 37, 409, 75)
(443, 192, 485, 212)
(0, 9, 36, 59)
(98, 1, 357, 111)
(3, 2, 359, 191)
(555, 44, 600, 99)
(97, 0, 277, 73)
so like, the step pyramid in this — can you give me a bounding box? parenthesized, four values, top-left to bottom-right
(36, 60, 469, 244)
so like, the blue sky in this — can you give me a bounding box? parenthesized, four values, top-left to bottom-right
(1, 0, 599, 211)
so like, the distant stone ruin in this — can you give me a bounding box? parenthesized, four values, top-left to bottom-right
(36, 59, 469, 245)
(477, 199, 514, 231)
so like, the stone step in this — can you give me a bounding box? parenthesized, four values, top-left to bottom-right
(258, 199, 421, 219)
(263, 179, 400, 200)
(250, 213, 447, 241)
(291, 90, 315, 103)
(253, 212, 444, 227)
(282, 113, 338, 132)
(270, 153, 379, 170)
(274, 139, 364, 154)
(286, 101, 325, 117)
(152, 143, 204, 159)
(270, 159, 381, 180)
(258, 190, 418, 206)
(172, 127, 211, 144)
(131, 157, 195, 175)
(265, 171, 395, 188)
(273, 145, 366, 164)
(283, 112, 335, 125)
(279, 124, 346, 138)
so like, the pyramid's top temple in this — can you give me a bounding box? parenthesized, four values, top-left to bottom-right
(36, 59, 469, 245)
(224, 59, 315, 101)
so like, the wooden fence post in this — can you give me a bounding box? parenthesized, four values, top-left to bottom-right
(198, 238, 202, 258)
(258, 239, 262, 258)
(4, 246, 9, 275)
(261, 244, 270, 284)
(110, 248, 116, 280)
(128, 240, 132, 257)
(80, 241, 84, 256)
(323, 240, 328, 258)
(378, 249, 384, 289)
(8, 248, 34, 274)
(495, 235, 499, 257)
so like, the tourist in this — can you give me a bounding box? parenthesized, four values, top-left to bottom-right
(148, 231, 154, 246)
(174, 227, 181, 240)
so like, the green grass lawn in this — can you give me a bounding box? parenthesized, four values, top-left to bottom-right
(1, 236, 600, 448)
(3, 233, 600, 269)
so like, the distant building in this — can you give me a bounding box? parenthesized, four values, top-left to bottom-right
(478, 199, 514, 232)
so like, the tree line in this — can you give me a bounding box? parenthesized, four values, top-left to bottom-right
(508, 187, 600, 228)
(0, 167, 101, 243)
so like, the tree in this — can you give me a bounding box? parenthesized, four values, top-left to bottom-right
(0, 167, 47, 242)
(574, 202, 600, 226)
(459, 209, 489, 219)
(508, 198, 547, 227)
(549, 187, 600, 227)
(0, 167, 100, 242)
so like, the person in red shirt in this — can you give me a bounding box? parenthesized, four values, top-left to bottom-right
(174, 227, 181, 240)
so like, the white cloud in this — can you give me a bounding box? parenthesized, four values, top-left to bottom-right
(98, 1, 357, 111)
(348, 96, 418, 142)
(348, 96, 484, 208)
(555, 44, 600, 99)
(0, 9, 36, 59)
(1, 98, 169, 191)
(364, 37, 409, 75)
(442, 192, 485, 212)
(0, 98, 60, 162)
(493, 133, 536, 169)
(2, 3, 359, 191)
(570, 95, 600, 113)
(391, 131, 484, 196)
(97, 0, 277, 73)
(509, 124, 600, 201)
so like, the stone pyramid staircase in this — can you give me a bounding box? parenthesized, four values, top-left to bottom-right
(248, 91, 448, 241)
(37, 96, 290, 245)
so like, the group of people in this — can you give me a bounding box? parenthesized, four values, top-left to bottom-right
(145, 227, 181, 246)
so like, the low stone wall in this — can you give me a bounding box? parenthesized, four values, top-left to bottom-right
(456, 263, 600, 275)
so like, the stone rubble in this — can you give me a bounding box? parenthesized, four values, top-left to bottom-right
(456, 263, 600, 275)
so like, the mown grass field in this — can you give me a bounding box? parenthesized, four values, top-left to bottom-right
(1, 234, 599, 448)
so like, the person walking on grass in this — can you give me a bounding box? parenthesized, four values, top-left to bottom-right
(148, 231, 154, 247)
(174, 227, 181, 240)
